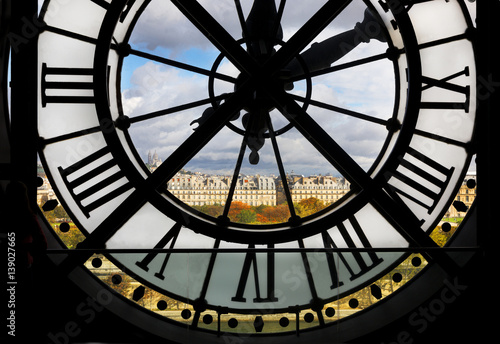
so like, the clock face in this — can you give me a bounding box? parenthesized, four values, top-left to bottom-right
(37, 0, 476, 340)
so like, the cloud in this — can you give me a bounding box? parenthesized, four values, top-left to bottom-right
(129, 1, 241, 52)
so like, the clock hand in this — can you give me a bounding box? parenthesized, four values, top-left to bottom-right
(285, 8, 387, 78)
(244, 0, 283, 58)
(171, 0, 255, 76)
(242, 110, 267, 165)
(175, 0, 353, 165)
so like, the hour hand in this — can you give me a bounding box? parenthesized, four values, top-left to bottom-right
(285, 8, 386, 77)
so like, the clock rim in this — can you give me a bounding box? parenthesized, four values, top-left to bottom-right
(31, 0, 480, 341)
(66, 0, 474, 317)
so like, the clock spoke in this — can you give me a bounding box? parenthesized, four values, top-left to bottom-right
(171, 0, 255, 76)
(287, 50, 398, 83)
(234, 0, 252, 55)
(262, 0, 353, 76)
(128, 48, 237, 84)
(270, 87, 368, 189)
(44, 25, 99, 45)
(146, 84, 253, 189)
(40, 125, 102, 145)
(128, 93, 230, 125)
(289, 93, 390, 127)
(221, 132, 249, 221)
(265, 112, 297, 220)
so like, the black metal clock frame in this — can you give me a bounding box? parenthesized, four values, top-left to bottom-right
(2, 0, 496, 343)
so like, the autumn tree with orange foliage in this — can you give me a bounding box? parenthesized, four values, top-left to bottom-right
(192, 198, 328, 224)
(258, 204, 290, 223)
(295, 197, 327, 218)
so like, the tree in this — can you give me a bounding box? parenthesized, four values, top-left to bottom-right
(238, 209, 257, 223)
(256, 213, 269, 223)
(228, 201, 252, 222)
(295, 197, 327, 217)
(261, 204, 290, 223)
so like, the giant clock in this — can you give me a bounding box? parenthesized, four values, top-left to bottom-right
(37, 0, 477, 342)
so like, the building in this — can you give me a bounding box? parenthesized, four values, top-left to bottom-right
(147, 151, 162, 171)
(167, 174, 276, 207)
(277, 174, 351, 204)
(232, 175, 276, 206)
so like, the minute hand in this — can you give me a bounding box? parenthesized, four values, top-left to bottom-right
(286, 8, 386, 77)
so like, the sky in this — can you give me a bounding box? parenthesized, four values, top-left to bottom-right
(36, 0, 477, 177)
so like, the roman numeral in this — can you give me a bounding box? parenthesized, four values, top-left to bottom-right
(231, 245, 277, 303)
(322, 216, 383, 288)
(135, 223, 182, 279)
(420, 67, 470, 112)
(41, 63, 95, 107)
(90, 0, 111, 9)
(58, 147, 134, 218)
(385, 147, 455, 215)
(379, 0, 436, 13)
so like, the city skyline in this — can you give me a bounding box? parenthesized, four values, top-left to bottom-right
(144, 149, 345, 178)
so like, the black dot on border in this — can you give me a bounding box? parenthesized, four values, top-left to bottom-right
(304, 313, 314, 323)
(157, 300, 167, 311)
(181, 309, 192, 320)
(279, 317, 290, 327)
(412, 256, 422, 267)
(348, 298, 359, 309)
(392, 273, 403, 283)
(91, 258, 102, 268)
(203, 314, 213, 325)
(111, 274, 122, 285)
(228, 318, 238, 328)
(325, 307, 335, 317)
(466, 179, 476, 189)
(442, 222, 452, 233)
(59, 222, 70, 233)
